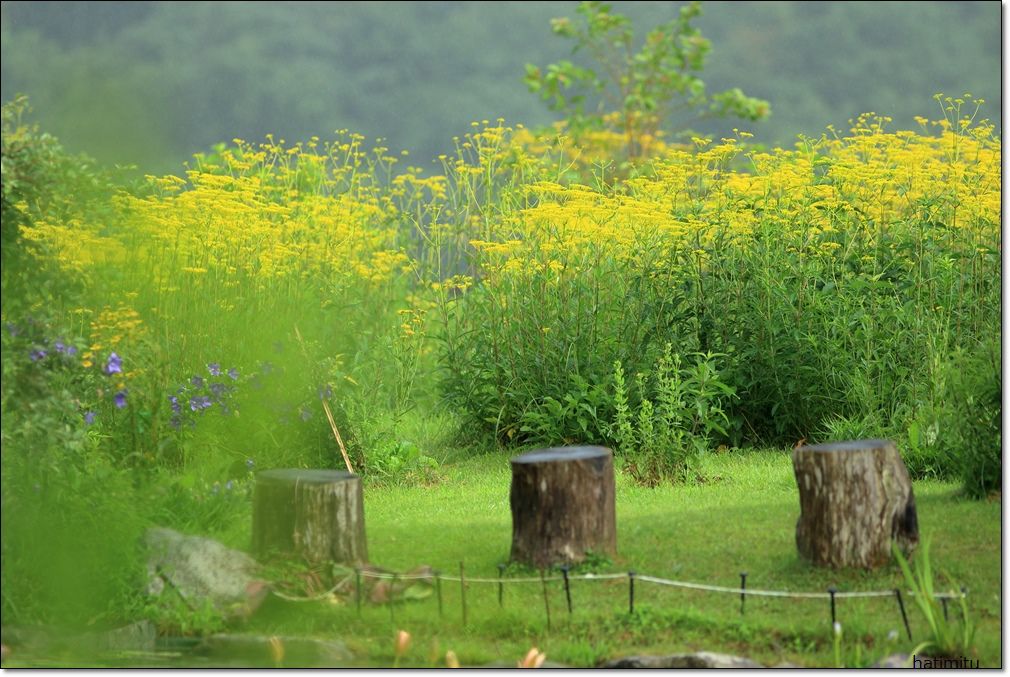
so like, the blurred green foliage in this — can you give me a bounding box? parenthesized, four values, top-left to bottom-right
(1, 1, 1000, 172)
(525, 1, 770, 157)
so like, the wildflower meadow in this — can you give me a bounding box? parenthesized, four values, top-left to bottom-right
(0, 2, 1000, 668)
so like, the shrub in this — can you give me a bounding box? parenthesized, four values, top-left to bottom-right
(611, 346, 734, 485)
(939, 339, 1001, 498)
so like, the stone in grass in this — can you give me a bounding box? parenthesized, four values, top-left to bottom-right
(145, 527, 270, 620)
(871, 653, 911, 668)
(602, 652, 763, 668)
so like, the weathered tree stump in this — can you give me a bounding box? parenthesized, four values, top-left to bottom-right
(252, 469, 367, 565)
(793, 439, 918, 568)
(509, 446, 617, 568)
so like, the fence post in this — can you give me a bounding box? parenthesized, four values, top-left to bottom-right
(628, 571, 636, 615)
(355, 568, 362, 616)
(389, 573, 398, 625)
(497, 563, 505, 607)
(561, 565, 572, 614)
(434, 570, 443, 618)
(894, 589, 912, 640)
(540, 569, 552, 631)
(459, 561, 468, 628)
(828, 586, 837, 626)
(740, 572, 748, 615)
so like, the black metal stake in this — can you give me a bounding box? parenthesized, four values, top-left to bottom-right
(828, 586, 837, 626)
(497, 563, 505, 607)
(434, 570, 443, 618)
(740, 572, 748, 616)
(355, 568, 362, 616)
(561, 565, 573, 614)
(540, 569, 552, 631)
(894, 589, 912, 640)
(941, 596, 949, 621)
(628, 571, 636, 615)
(459, 561, 468, 628)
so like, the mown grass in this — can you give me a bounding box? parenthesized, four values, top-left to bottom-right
(233, 449, 1000, 668)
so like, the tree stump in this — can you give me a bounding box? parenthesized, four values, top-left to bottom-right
(793, 439, 918, 569)
(509, 446, 617, 568)
(252, 469, 367, 565)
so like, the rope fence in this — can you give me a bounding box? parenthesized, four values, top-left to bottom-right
(289, 563, 969, 641)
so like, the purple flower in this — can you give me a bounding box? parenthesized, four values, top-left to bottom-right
(53, 340, 76, 356)
(207, 362, 221, 376)
(209, 382, 228, 399)
(29, 349, 47, 361)
(114, 391, 128, 409)
(189, 395, 212, 411)
(169, 395, 181, 413)
(245, 458, 255, 470)
(227, 367, 240, 381)
(5, 323, 18, 336)
(319, 384, 333, 399)
(300, 407, 312, 422)
(104, 352, 123, 375)
(225, 480, 234, 491)
(191, 375, 204, 388)
(84, 411, 97, 425)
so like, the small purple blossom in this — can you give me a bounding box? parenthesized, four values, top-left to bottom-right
(319, 384, 333, 399)
(300, 407, 312, 422)
(104, 352, 123, 375)
(207, 362, 221, 376)
(191, 375, 204, 388)
(209, 382, 228, 399)
(84, 411, 97, 425)
(189, 395, 212, 411)
(245, 458, 255, 470)
(29, 349, 47, 361)
(169, 395, 181, 413)
(227, 367, 240, 381)
(53, 340, 77, 356)
(114, 391, 128, 409)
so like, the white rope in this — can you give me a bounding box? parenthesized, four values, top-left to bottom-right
(271, 575, 351, 602)
(294, 568, 966, 602)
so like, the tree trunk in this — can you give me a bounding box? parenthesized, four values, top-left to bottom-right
(509, 446, 617, 568)
(252, 469, 367, 565)
(793, 439, 918, 569)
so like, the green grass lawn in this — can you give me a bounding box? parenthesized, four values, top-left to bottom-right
(239, 448, 1001, 668)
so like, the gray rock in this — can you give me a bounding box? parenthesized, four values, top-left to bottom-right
(602, 652, 763, 668)
(86, 620, 157, 652)
(200, 634, 352, 667)
(871, 653, 911, 668)
(145, 527, 269, 619)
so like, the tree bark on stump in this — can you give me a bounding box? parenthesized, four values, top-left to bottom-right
(509, 446, 617, 568)
(793, 439, 918, 569)
(252, 469, 367, 565)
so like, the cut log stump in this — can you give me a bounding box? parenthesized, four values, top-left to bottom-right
(793, 439, 918, 569)
(252, 469, 367, 565)
(509, 446, 616, 568)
